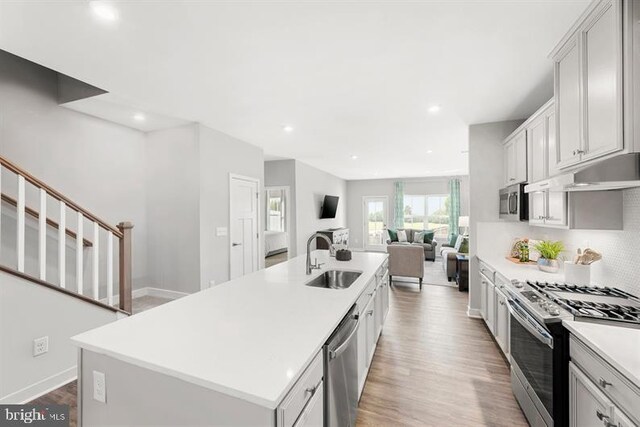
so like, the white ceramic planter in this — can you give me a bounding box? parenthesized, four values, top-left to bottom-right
(537, 258, 560, 273)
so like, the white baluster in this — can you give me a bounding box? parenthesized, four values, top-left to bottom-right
(92, 222, 99, 300)
(76, 211, 83, 294)
(17, 176, 25, 272)
(59, 202, 66, 288)
(107, 231, 113, 306)
(39, 189, 47, 280)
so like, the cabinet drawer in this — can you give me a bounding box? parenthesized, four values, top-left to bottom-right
(570, 335, 640, 422)
(478, 260, 495, 283)
(356, 278, 377, 313)
(277, 350, 324, 427)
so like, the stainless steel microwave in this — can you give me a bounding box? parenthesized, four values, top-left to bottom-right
(499, 184, 528, 221)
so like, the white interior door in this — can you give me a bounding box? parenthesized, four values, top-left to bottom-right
(363, 196, 388, 252)
(230, 176, 259, 280)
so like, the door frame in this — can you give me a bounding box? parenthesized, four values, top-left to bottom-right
(264, 185, 291, 259)
(362, 195, 389, 252)
(229, 173, 261, 279)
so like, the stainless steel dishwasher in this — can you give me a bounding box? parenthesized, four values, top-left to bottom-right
(324, 304, 359, 427)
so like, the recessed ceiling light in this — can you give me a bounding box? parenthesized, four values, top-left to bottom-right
(427, 150, 433, 154)
(90, 1, 119, 22)
(133, 113, 146, 122)
(351, 155, 358, 160)
(427, 105, 441, 114)
(283, 125, 294, 133)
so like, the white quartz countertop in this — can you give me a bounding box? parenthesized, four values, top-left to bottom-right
(563, 320, 640, 387)
(72, 250, 387, 409)
(476, 253, 564, 283)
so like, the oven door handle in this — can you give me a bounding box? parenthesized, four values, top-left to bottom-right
(508, 300, 554, 349)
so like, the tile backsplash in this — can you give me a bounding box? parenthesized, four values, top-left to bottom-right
(477, 187, 640, 296)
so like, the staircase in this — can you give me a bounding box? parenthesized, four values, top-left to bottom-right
(0, 154, 133, 314)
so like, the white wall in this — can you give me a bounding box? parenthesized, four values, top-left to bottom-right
(346, 176, 470, 249)
(145, 124, 201, 293)
(468, 120, 523, 315)
(0, 270, 120, 403)
(199, 125, 265, 289)
(264, 160, 297, 255)
(0, 50, 149, 287)
(477, 188, 640, 297)
(294, 161, 347, 254)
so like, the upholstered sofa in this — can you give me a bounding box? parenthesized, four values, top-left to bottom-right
(386, 228, 437, 261)
(440, 235, 467, 281)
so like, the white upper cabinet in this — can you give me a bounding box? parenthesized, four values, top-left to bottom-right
(555, 36, 583, 169)
(552, 0, 624, 170)
(528, 114, 547, 183)
(503, 130, 527, 186)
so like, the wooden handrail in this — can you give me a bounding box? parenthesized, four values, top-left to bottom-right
(1, 193, 93, 247)
(0, 264, 129, 315)
(0, 155, 123, 238)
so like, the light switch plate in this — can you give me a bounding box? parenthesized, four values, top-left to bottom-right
(216, 227, 228, 237)
(93, 370, 106, 403)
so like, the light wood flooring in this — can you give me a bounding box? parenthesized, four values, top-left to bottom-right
(29, 283, 526, 427)
(356, 281, 528, 427)
(265, 251, 289, 268)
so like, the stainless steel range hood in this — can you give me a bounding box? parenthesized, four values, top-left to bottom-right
(525, 154, 640, 193)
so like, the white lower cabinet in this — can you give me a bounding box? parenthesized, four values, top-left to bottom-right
(570, 362, 615, 427)
(478, 261, 510, 362)
(614, 407, 636, 427)
(486, 281, 496, 334)
(480, 274, 488, 321)
(365, 289, 377, 365)
(292, 382, 323, 427)
(494, 287, 510, 359)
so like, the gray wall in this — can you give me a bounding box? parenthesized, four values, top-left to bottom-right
(294, 161, 347, 254)
(0, 270, 119, 403)
(346, 176, 470, 249)
(0, 50, 149, 287)
(468, 120, 523, 314)
(265, 160, 297, 255)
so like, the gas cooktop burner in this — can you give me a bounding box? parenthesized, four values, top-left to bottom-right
(527, 281, 635, 298)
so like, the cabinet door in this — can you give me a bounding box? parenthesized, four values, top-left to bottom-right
(582, 0, 623, 161)
(356, 300, 369, 395)
(487, 282, 496, 334)
(570, 362, 614, 427)
(374, 283, 383, 337)
(292, 382, 323, 427)
(555, 36, 582, 169)
(545, 191, 568, 227)
(365, 292, 377, 365)
(480, 275, 488, 320)
(514, 131, 528, 184)
(528, 116, 546, 183)
(547, 109, 560, 177)
(382, 275, 390, 323)
(529, 192, 546, 225)
(613, 407, 636, 427)
(503, 140, 514, 186)
(495, 289, 510, 357)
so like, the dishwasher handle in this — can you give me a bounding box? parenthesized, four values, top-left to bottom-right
(329, 319, 359, 360)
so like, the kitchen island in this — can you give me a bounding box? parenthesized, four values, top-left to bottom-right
(72, 250, 389, 426)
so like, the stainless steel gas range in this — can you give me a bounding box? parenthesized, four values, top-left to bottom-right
(502, 279, 640, 427)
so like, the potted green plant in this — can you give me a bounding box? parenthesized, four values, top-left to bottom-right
(533, 240, 565, 273)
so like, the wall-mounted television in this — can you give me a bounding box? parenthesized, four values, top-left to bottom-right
(320, 195, 339, 219)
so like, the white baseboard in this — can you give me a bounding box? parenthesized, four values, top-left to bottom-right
(0, 366, 76, 404)
(467, 306, 482, 318)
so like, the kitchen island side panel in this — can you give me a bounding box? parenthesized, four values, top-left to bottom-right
(79, 349, 274, 427)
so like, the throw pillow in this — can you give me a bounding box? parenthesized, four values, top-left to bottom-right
(387, 229, 398, 242)
(449, 233, 459, 247)
(459, 237, 469, 254)
(423, 230, 435, 244)
(397, 230, 408, 242)
(413, 231, 425, 244)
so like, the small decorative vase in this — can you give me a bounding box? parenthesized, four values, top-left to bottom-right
(537, 257, 560, 273)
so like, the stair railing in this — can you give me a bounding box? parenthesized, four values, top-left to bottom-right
(0, 155, 133, 314)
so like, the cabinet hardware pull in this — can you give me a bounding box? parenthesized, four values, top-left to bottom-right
(576, 149, 585, 154)
(598, 378, 612, 388)
(367, 310, 374, 316)
(305, 386, 316, 395)
(596, 409, 610, 421)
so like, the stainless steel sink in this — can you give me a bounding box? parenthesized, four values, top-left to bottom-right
(305, 270, 362, 290)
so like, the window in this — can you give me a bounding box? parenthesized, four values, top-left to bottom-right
(403, 194, 450, 239)
(266, 189, 286, 232)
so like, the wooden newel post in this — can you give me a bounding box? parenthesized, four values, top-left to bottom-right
(117, 221, 134, 313)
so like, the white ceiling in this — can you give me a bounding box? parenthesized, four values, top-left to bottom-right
(0, 0, 590, 180)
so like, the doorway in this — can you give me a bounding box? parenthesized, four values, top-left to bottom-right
(363, 196, 388, 252)
(229, 175, 259, 280)
(264, 186, 291, 268)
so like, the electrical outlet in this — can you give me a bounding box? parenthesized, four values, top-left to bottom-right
(93, 370, 106, 403)
(33, 336, 48, 357)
